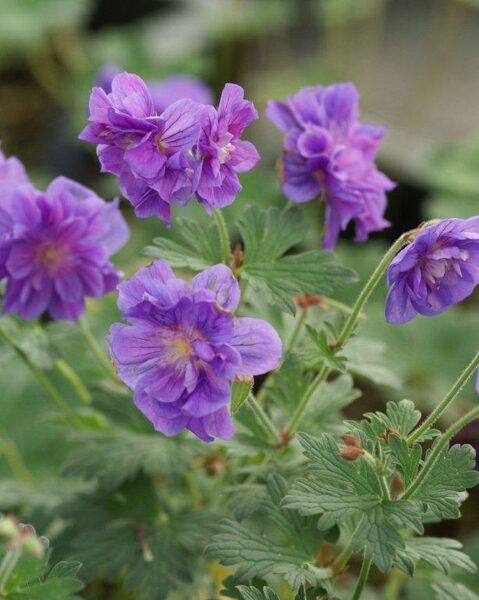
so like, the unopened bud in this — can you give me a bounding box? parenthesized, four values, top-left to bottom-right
(0, 517, 17, 545)
(340, 447, 365, 461)
(340, 434, 360, 448)
(20, 535, 45, 560)
(391, 474, 405, 495)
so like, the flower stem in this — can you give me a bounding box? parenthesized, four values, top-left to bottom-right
(78, 317, 116, 379)
(337, 231, 411, 347)
(0, 548, 21, 593)
(402, 403, 479, 501)
(247, 393, 280, 445)
(54, 358, 92, 405)
(285, 309, 306, 354)
(352, 556, 372, 600)
(407, 350, 479, 445)
(285, 231, 413, 439)
(213, 208, 232, 266)
(0, 324, 78, 425)
(333, 517, 364, 574)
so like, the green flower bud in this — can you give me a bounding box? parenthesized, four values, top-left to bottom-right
(20, 535, 45, 560)
(0, 517, 18, 546)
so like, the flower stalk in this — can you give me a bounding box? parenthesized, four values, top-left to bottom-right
(213, 208, 232, 266)
(407, 350, 479, 445)
(352, 556, 372, 600)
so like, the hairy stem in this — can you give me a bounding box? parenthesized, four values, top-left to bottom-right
(213, 208, 232, 265)
(407, 350, 479, 445)
(285, 309, 306, 354)
(247, 393, 280, 445)
(54, 358, 92, 404)
(352, 556, 372, 600)
(0, 548, 21, 593)
(0, 324, 78, 425)
(285, 231, 413, 438)
(79, 317, 116, 379)
(402, 403, 479, 500)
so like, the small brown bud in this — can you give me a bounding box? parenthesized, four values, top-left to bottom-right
(391, 474, 405, 495)
(294, 293, 323, 310)
(340, 447, 365, 461)
(204, 453, 225, 477)
(340, 435, 360, 448)
(232, 243, 244, 270)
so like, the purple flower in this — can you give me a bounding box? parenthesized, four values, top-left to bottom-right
(266, 83, 394, 249)
(195, 83, 260, 212)
(95, 67, 213, 113)
(0, 175, 129, 322)
(107, 260, 282, 442)
(80, 74, 259, 222)
(80, 72, 202, 225)
(385, 218, 479, 324)
(0, 149, 30, 242)
(148, 75, 213, 113)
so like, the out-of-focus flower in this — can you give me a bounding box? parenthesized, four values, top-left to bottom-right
(385, 218, 479, 324)
(0, 176, 129, 322)
(195, 83, 260, 212)
(0, 148, 30, 242)
(148, 75, 213, 113)
(108, 260, 282, 442)
(81, 74, 259, 223)
(95, 67, 213, 112)
(266, 82, 394, 249)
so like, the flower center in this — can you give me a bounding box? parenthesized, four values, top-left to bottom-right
(218, 134, 235, 164)
(421, 257, 464, 288)
(155, 134, 169, 154)
(37, 243, 68, 275)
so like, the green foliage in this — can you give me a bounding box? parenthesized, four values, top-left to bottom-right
(238, 206, 357, 314)
(207, 475, 332, 590)
(433, 581, 479, 600)
(396, 537, 476, 576)
(236, 585, 280, 600)
(143, 218, 222, 270)
(0, 550, 83, 600)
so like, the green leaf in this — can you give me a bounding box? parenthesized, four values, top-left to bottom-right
(298, 324, 347, 372)
(237, 205, 356, 314)
(388, 434, 422, 487)
(243, 251, 357, 315)
(62, 429, 205, 490)
(343, 338, 401, 389)
(409, 442, 479, 520)
(283, 433, 423, 572)
(237, 586, 280, 600)
(395, 537, 476, 576)
(231, 378, 254, 414)
(143, 218, 221, 271)
(433, 581, 479, 600)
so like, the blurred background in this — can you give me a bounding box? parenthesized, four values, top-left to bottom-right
(1, 0, 479, 597)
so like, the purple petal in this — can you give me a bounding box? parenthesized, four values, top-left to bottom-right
(191, 264, 240, 312)
(117, 260, 179, 311)
(229, 140, 260, 173)
(231, 317, 282, 376)
(110, 73, 154, 118)
(182, 376, 230, 417)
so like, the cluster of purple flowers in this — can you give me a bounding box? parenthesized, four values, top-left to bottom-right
(385, 218, 479, 324)
(266, 82, 394, 249)
(107, 261, 282, 442)
(80, 73, 260, 225)
(0, 150, 128, 321)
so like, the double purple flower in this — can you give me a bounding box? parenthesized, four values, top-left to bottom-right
(107, 261, 282, 442)
(266, 83, 394, 249)
(385, 218, 479, 324)
(0, 152, 129, 321)
(80, 73, 260, 225)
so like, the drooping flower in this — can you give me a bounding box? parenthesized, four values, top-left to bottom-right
(195, 83, 260, 212)
(266, 82, 394, 249)
(385, 218, 479, 324)
(80, 74, 259, 223)
(0, 176, 129, 321)
(107, 260, 282, 442)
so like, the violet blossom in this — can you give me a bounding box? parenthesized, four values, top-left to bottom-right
(80, 73, 259, 224)
(0, 174, 129, 322)
(107, 260, 282, 442)
(385, 218, 479, 324)
(266, 82, 394, 249)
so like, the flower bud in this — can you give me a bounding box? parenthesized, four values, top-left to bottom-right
(391, 474, 405, 495)
(20, 535, 45, 560)
(340, 447, 365, 461)
(340, 434, 360, 448)
(0, 517, 18, 545)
